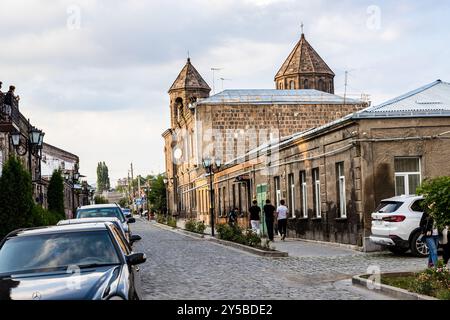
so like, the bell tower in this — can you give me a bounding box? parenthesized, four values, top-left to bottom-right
(168, 58, 211, 129)
(275, 32, 335, 93)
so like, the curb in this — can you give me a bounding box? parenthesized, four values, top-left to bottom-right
(352, 272, 438, 300)
(148, 220, 288, 257)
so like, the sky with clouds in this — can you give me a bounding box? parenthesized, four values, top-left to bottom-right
(1, 0, 449, 185)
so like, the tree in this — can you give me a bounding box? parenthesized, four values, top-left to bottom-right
(148, 174, 167, 214)
(96, 162, 110, 193)
(417, 176, 450, 229)
(47, 170, 65, 218)
(0, 157, 34, 238)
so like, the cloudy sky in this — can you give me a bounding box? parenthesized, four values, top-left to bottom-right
(1, 0, 449, 185)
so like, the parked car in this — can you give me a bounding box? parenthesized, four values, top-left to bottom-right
(57, 218, 141, 245)
(0, 222, 146, 300)
(121, 208, 132, 219)
(76, 204, 135, 240)
(370, 195, 431, 257)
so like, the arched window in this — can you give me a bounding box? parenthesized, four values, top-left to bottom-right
(318, 79, 324, 92)
(304, 79, 309, 89)
(279, 82, 283, 89)
(175, 98, 183, 122)
(290, 81, 295, 90)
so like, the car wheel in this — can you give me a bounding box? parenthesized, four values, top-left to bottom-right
(388, 246, 409, 255)
(410, 232, 429, 257)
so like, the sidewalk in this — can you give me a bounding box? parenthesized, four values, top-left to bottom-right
(175, 218, 363, 258)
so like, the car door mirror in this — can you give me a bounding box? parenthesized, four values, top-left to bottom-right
(127, 217, 136, 224)
(130, 234, 142, 245)
(126, 253, 146, 266)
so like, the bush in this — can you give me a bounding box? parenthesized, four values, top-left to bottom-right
(416, 176, 450, 229)
(185, 220, 206, 234)
(167, 217, 177, 228)
(412, 263, 450, 299)
(94, 195, 109, 204)
(216, 223, 263, 249)
(31, 205, 64, 228)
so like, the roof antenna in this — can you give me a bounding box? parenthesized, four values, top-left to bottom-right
(187, 50, 190, 62)
(301, 22, 304, 36)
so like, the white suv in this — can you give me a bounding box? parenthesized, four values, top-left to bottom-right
(370, 195, 429, 257)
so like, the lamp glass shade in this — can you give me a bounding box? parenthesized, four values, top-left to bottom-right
(64, 172, 70, 180)
(38, 132, 45, 147)
(202, 158, 212, 168)
(163, 178, 168, 184)
(215, 158, 222, 168)
(11, 132, 21, 147)
(30, 129, 41, 145)
(73, 172, 80, 180)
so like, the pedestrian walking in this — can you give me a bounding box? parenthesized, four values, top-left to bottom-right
(228, 208, 238, 227)
(263, 200, 276, 242)
(442, 225, 449, 266)
(249, 200, 261, 235)
(276, 200, 288, 241)
(420, 204, 439, 268)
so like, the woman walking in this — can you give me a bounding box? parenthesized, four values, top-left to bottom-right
(420, 205, 439, 268)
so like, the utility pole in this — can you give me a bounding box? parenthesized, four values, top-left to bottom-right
(343, 70, 348, 105)
(130, 163, 134, 198)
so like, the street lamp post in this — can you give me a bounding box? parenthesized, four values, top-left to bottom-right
(202, 157, 222, 237)
(10, 125, 45, 203)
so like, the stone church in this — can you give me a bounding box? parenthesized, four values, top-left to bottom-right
(162, 32, 367, 220)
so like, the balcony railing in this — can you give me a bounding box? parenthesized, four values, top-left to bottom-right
(0, 103, 20, 131)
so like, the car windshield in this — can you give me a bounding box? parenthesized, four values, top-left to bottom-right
(0, 231, 121, 275)
(375, 201, 403, 213)
(77, 207, 125, 222)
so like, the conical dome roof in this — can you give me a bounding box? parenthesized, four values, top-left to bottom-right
(169, 58, 211, 92)
(275, 33, 335, 80)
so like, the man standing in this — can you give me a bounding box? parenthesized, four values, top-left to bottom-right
(276, 200, 289, 241)
(263, 200, 276, 242)
(249, 200, 261, 235)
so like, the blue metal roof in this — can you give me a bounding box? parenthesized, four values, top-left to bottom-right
(354, 80, 450, 118)
(197, 89, 361, 105)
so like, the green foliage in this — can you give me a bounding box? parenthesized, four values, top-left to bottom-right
(185, 220, 206, 234)
(0, 157, 34, 238)
(412, 263, 450, 299)
(417, 176, 450, 229)
(31, 205, 63, 227)
(94, 195, 109, 204)
(96, 162, 110, 193)
(147, 174, 167, 214)
(216, 223, 264, 249)
(167, 217, 177, 228)
(156, 214, 166, 224)
(47, 170, 65, 215)
(118, 198, 129, 208)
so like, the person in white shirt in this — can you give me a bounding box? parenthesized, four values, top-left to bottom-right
(276, 200, 288, 241)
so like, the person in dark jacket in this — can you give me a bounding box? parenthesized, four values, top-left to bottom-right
(249, 200, 261, 235)
(263, 200, 276, 242)
(228, 208, 238, 226)
(420, 205, 440, 268)
(4, 85, 19, 107)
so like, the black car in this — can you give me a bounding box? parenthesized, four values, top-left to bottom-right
(0, 222, 146, 300)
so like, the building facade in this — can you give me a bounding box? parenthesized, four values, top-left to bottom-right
(213, 80, 450, 250)
(41, 143, 81, 218)
(163, 33, 367, 221)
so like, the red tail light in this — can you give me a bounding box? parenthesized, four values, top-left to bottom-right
(382, 215, 406, 222)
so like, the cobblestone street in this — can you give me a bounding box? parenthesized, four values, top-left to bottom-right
(133, 219, 427, 300)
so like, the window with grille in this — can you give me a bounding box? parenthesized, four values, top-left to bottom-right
(336, 162, 347, 218)
(300, 171, 308, 218)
